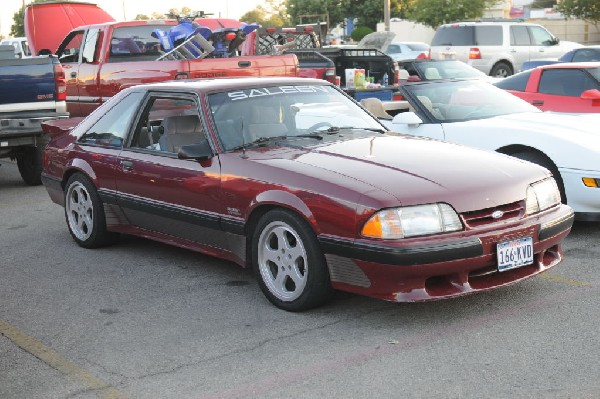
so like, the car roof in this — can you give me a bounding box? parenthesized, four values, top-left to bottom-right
(127, 77, 331, 93)
(538, 62, 600, 70)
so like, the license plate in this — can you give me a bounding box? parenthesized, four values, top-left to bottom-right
(496, 236, 534, 272)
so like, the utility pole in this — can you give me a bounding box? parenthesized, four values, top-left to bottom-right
(384, 0, 390, 32)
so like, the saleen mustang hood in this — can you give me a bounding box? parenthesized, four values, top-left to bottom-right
(291, 135, 549, 212)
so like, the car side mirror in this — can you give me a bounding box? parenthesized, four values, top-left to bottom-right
(391, 111, 423, 126)
(580, 89, 600, 100)
(178, 140, 213, 160)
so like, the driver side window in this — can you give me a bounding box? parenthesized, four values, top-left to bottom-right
(529, 26, 555, 46)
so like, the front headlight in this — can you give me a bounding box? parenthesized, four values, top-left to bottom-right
(361, 203, 463, 239)
(525, 178, 561, 215)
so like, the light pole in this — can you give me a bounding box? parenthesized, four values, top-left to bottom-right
(384, 0, 390, 32)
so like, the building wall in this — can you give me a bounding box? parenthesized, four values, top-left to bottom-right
(532, 19, 600, 44)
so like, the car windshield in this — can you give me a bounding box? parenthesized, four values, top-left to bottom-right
(208, 84, 385, 151)
(414, 61, 486, 79)
(402, 80, 541, 122)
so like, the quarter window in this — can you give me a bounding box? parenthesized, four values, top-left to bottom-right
(79, 92, 144, 147)
(474, 26, 502, 46)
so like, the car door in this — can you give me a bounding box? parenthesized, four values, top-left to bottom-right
(528, 25, 562, 60)
(509, 25, 531, 71)
(114, 92, 228, 249)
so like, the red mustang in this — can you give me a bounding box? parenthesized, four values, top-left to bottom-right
(41, 77, 574, 311)
(495, 63, 600, 113)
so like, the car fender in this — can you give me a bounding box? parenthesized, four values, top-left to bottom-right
(64, 158, 97, 186)
(249, 189, 317, 232)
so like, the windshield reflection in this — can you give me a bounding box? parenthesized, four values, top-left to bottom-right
(404, 80, 541, 122)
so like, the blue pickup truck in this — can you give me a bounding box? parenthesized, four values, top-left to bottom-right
(0, 49, 68, 185)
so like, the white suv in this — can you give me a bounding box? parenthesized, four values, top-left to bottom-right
(429, 21, 582, 77)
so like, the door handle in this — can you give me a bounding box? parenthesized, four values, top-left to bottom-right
(120, 160, 134, 171)
(71, 72, 77, 78)
(532, 100, 544, 105)
(238, 61, 251, 67)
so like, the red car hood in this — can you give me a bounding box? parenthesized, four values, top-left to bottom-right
(25, 2, 115, 55)
(285, 136, 548, 212)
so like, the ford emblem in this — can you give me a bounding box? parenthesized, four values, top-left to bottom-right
(492, 210, 504, 219)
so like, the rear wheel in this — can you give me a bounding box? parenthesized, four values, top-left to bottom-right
(16, 145, 43, 186)
(64, 173, 118, 248)
(252, 209, 333, 311)
(512, 151, 566, 203)
(490, 62, 512, 78)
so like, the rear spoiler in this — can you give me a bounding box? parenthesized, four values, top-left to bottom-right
(42, 117, 85, 137)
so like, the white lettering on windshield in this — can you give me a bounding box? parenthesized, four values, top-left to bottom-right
(227, 85, 329, 101)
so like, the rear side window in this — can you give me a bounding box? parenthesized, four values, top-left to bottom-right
(510, 26, 530, 46)
(474, 26, 502, 45)
(431, 26, 474, 46)
(494, 70, 531, 91)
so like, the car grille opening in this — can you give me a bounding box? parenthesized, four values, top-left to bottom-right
(461, 200, 524, 228)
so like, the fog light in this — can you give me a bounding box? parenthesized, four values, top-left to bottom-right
(582, 178, 599, 188)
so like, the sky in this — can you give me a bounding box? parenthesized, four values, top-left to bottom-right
(1, 0, 263, 37)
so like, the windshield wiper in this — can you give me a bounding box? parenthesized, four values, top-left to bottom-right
(334, 126, 386, 133)
(230, 134, 322, 151)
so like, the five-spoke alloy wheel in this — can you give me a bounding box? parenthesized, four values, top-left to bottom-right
(64, 173, 117, 248)
(253, 209, 333, 311)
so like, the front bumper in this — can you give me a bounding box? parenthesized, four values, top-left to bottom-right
(559, 167, 600, 222)
(319, 204, 574, 302)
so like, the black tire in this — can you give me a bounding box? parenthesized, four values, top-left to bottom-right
(513, 151, 567, 204)
(64, 173, 119, 248)
(490, 62, 513, 78)
(16, 145, 43, 186)
(252, 209, 333, 311)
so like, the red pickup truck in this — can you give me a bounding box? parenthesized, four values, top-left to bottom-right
(51, 20, 298, 117)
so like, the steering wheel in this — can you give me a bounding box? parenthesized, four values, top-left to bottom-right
(305, 122, 333, 134)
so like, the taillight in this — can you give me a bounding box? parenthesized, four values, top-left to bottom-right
(393, 61, 399, 85)
(53, 63, 66, 102)
(324, 68, 336, 84)
(417, 51, 429, 60)
(225, 32, 236, 40)
(469, 48, 481, 59)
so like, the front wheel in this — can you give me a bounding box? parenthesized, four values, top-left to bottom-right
(64, 173, 118, 248)
(252, 209, 333, 311)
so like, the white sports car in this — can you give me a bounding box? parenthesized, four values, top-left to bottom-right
(371, 79, 600, 221)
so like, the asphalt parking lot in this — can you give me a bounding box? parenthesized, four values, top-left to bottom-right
(1, 159, 599, 399)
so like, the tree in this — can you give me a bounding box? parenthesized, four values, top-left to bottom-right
(556, 0, 600, 27)
(407, 0, 498, 29)
(350, 26, 373, 41)
(240, 0, 290, 25)
(10, 0, 55, 37)
(346, 0, 413, 30)
(287, 0, 347, 28)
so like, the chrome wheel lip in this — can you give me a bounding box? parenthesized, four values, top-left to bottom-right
(65, 181, 94, 241)
(257, 220, 308, 302)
